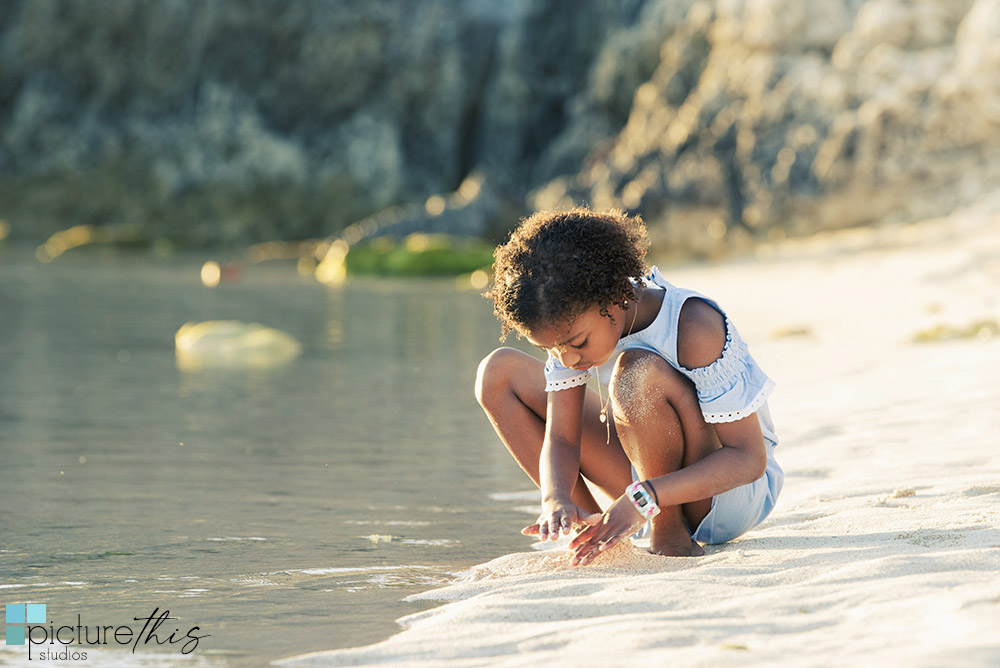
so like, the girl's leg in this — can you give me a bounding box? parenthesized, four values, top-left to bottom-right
(475, 347, 633, 513)
(609, 349, 722, 556)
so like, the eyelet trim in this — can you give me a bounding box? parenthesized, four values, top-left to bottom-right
(544, 373, 590, 392)
(702, 379, 775, 423)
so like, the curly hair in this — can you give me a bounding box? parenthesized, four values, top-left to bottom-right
(485, 207, 650, 340)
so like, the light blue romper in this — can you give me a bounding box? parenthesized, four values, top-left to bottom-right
(543, 267, 783, 544)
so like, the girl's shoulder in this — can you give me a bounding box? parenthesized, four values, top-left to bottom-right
(676, 298, 728, 370)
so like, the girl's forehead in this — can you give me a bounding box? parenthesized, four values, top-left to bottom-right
(522, 317, 572, 349)
(523, 305, 604, 346)
(521, 321, 563, 348)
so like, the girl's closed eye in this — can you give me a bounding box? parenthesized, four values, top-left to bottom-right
(571, 339, 587, 350)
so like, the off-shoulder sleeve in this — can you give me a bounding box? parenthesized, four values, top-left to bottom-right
(681, 318, 775, 423)
(543, 352, 590, 392)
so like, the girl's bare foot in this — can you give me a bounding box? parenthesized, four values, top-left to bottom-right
(649, 529, 705, 556)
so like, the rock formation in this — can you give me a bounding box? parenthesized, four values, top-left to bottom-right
(535, 0, 1000, 257)
(1, 0, 997, 254)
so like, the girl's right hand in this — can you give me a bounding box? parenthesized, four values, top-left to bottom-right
(522, 498, 599, 541)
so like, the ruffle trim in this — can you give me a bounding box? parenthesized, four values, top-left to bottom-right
(701, 378, 775, 423)
(544, 373, 590, 392)
(683, 316, 749, 390)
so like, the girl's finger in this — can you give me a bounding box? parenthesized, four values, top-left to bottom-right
(568, 524, 598, 549)
(570, 533, 603, 561)
(572, 544, 598, 566)
(521, 523, 540, 536)
(597, 534, 620, 552)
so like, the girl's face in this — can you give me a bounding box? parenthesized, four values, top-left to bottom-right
(524, 303, 627, 371)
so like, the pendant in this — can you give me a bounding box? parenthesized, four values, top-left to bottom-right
(599, 410, 607, 424)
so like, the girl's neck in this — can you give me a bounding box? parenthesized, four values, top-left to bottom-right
(623, 286, 663, 338)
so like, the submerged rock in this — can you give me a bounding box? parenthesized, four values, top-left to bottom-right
(175, 321, 301, 371)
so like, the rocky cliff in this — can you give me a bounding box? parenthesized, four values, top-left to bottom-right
(1, 0, 997, 253)
(535, 0, 1000, 257)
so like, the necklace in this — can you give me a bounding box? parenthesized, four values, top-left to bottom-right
(596, 294, 641, 438)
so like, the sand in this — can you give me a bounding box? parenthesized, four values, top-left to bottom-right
(279, 199, 1000, 667)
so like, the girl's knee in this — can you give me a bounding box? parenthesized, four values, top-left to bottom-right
(474, 347, 524, 407)
(610, 349, 692, 415)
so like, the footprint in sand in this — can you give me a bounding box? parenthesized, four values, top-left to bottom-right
(963, 485, 1000, 497)
(761, 511, 831, 528)
(894, 530, 964, 547)
(874, 488, 916, 505)
(518, 637, 570, 653)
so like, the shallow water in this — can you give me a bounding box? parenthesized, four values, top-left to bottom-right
(0, 248, 536, 666)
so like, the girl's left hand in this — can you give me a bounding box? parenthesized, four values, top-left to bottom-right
(568, 492, 646, 566)
(521, 499, 597, 541)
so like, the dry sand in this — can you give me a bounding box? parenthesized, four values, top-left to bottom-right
(280, 198, 1000, 667)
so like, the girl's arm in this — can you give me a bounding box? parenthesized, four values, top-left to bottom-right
(644, 414, 767, 507)
(666, 297, 769, 497)
(531, 383, 597, 540)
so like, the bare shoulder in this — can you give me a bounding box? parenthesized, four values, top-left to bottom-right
(677, 298, 727, 370)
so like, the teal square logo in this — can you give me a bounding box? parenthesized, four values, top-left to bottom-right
(6, 603, 44, 645)
(5, 604, 24, 624)
(26, 604, 45, 624)
(5, 625, 24, 646)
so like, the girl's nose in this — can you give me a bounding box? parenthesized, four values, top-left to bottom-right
(557, 348, 580, 368)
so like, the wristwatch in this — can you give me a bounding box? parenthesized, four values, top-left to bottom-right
(625, 481, 660, 519)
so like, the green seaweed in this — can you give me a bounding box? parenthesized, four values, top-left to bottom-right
(912, 319, 999, 343)
(345, 234, 494, 277)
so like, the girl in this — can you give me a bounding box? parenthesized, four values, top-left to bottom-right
(475, 208, 782, 566)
